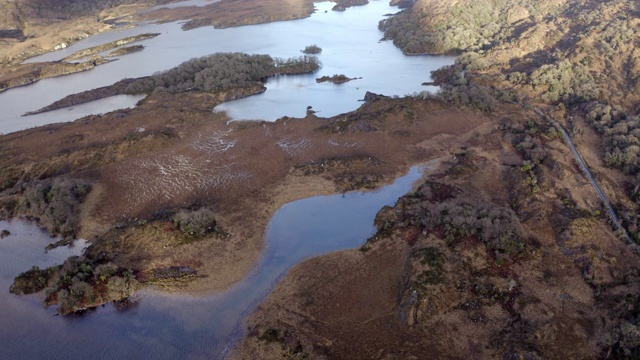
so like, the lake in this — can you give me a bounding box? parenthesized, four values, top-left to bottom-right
(0, 0, 454, 134)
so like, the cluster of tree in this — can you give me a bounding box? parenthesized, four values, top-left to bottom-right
(273, 55, 321, 75)
(373, 183, 524, 258)
(427, 59, 500, 113)
(18, 178, 91, 238)
(509, 120, 554, 164)
(172, 208, 217, 238)
(438, 83, 497, 113)
(43, 257, 138, 315)
(530, 60, 600, 104)
(302, 45, 322, 54)
(10, 266, 57, 295)
(380, 0, 511, 54)
(502, 120, 558, 195)
(379, 12, 432, 54)
(124, 53, 320, 94)
(417, 197, 525, 256)
(10, 256, 138, 315)
(585, 102, 640, 242)
(586, 102, 640, 175)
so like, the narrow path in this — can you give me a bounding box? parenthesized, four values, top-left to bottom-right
(530, 107, 637, 248)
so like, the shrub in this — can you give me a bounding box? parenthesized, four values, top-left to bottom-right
(417, 197, 524, 255)
(39, 257, 139, 314)
(10, 266, 57, 295)
(173, 208, 217, 237)
(439, 83, 497, 113)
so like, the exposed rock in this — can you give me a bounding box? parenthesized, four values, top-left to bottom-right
(0, 29, 24, 39)
(363, 91, 389, 102)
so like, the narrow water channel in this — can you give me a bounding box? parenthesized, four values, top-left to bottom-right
(0, 165, 425, 360)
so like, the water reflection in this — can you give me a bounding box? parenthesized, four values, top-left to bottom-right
(0, 165, 425, 360)
(1, 1, 454, 134)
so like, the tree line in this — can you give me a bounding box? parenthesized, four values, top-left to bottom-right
(124, 53, 320, 94)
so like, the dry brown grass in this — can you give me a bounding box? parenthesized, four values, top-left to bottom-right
(0, 90, 488, 294)
(231, 106, 640, 359)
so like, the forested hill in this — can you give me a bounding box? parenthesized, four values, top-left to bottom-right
(384, 0, 640, 243)
(382, 0, 640, 107)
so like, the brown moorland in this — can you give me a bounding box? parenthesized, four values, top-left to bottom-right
(2, 0, 640, 357)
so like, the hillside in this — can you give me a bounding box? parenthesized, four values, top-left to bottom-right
(0, 0, 168, 65)
(231, 0, 640, 358)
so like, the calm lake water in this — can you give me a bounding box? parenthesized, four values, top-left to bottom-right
(0, 165, 425, 360)
(0, 0, 454, 134)
(0, 1, 445, 358)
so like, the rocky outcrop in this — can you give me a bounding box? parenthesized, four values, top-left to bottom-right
(315, 74, 360, 84)
(363, 91, 389, 102)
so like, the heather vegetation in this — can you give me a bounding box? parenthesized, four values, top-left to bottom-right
(124, 53, 320, 94)
(383, 0, 625, 107)
(390, 0, 640, 248)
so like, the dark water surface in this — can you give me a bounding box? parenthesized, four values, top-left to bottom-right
(0, 165, 425, 359)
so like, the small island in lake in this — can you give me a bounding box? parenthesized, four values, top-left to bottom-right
(316, 74, 360, 84)
(301, 44, 322, 54)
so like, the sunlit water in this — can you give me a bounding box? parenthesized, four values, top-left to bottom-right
(0, 165, 424, 360)
(0, 1, 444, 357)
(0, 1, 454, 134)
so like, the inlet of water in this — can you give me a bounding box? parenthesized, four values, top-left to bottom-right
(0, 165, 425, 359)
(0, 1, 454, 134)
